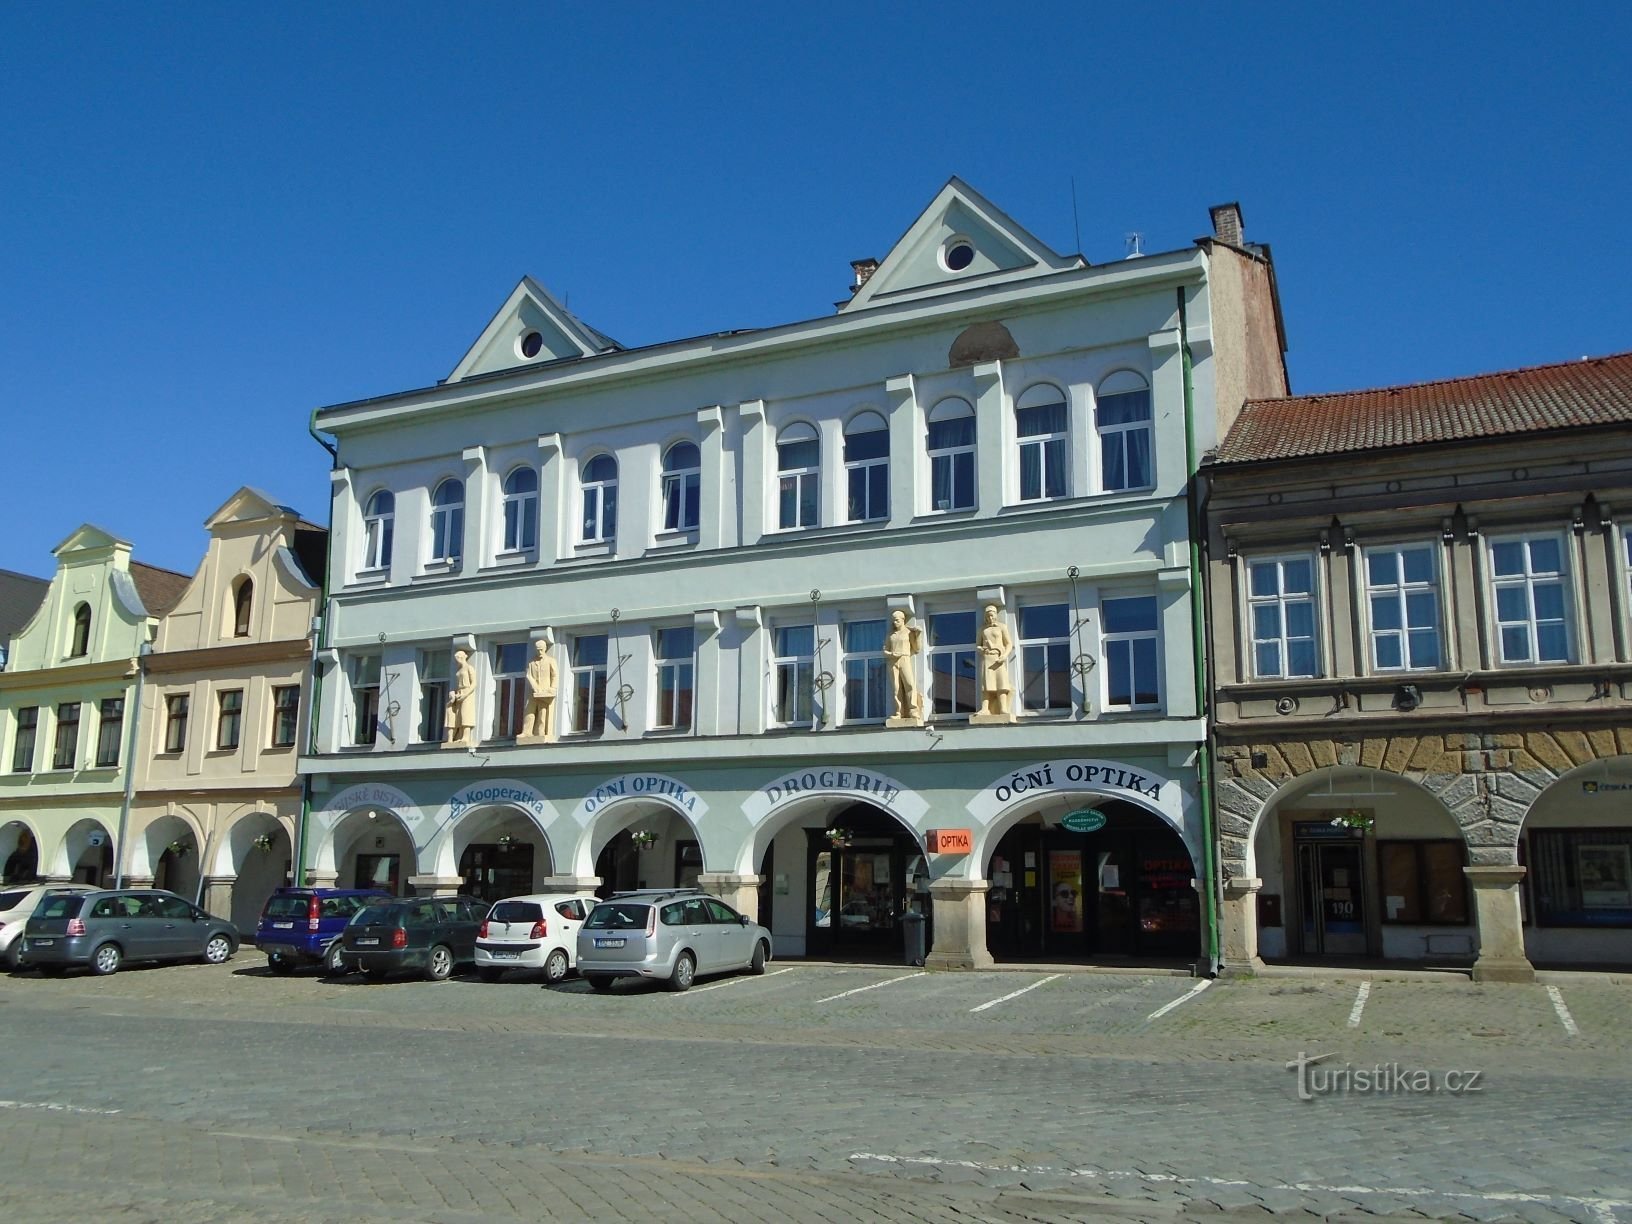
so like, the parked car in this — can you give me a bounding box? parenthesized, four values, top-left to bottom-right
(337, 895, 485, 981)
(576, 889, 772, 993)
(476, 892, 598, 984)
(0, 884, 96, 969)
(17, 889, 237, 976)
(255, 887, 389, 975)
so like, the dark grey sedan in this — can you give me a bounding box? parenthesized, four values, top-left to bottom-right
(18, 889, 237, 976)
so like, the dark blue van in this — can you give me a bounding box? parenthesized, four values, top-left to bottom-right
(255, 888, 389, 974)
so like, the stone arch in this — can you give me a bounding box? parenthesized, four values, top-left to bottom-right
(423, 802, 556, 883)
(0, 818, 43, 883)
(214, 810, 292, 933)
(135, 811, 204, 899)
(319, 806, 417, 894)
(573, 792, 704, 881)
(734, 769, 929, 877)
(49, 817, 114, 885)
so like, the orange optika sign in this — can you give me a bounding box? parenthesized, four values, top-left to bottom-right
(925, 828, 972, 854)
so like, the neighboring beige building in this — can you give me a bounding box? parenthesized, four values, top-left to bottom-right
(130, 489, 327, 932)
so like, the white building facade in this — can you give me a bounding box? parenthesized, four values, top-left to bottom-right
(299, 182, 1287, 968)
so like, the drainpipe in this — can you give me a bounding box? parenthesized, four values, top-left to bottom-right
(114, 640, 152, 888)
(1179, 287, 1221, 977)
(297, 410, 341, 888)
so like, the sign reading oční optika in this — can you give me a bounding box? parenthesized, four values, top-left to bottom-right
(964, 758, 1183, 827)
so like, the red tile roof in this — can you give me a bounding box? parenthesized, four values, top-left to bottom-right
(130, 562, 192, 619)
(1214, 351, 1632, 465)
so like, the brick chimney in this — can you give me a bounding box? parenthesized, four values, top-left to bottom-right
(850, 258, 880, 291)
(1209, 203, 1244, 247)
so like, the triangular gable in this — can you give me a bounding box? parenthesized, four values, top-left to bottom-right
(52, 524, 129, 558)
(205, 486, 298, 531)
(840, 177, 1082, 313)
(447, 276, 622, 383)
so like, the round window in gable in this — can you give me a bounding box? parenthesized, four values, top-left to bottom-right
(943, 238, 976, 272)
(519, 331, 544, 359)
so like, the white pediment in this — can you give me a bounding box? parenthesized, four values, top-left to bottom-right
(447, 276, 621, 383)
(840, 178, 1083, 313)
(52, 524, 128, 558)
(205, 486, 295, 530)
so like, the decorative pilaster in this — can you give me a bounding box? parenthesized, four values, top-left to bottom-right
(925, 877, 994, 970)
(1219, 875, 1265, 977)
(408, 875, 464, 898)
(1465, 865, 1535, 982)
(697, 873, 762, 918)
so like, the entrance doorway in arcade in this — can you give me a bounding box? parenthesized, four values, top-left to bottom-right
(986, 802, 1198, 961)
(593, 830, 701, 899)
(459, 844, 535, 907)
(801, 803, 931, 961)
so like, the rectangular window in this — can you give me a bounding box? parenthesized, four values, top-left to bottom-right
(1018, 604, 1071, 713)
(1378, 840, 1470, 925)
(844, 430, 889, 522)
(1247, 555, 1319, 678)
(1365, 544, 1442, 671)
(1490, 534, 1571, 665)
(418, 650, 449, 744)
(928, 610, 978, 716)
(216, 689, 244, 750)
(571, 635, 609, 734)
(1528, 828, 1632, 928)
(52, 702, 79, 770)
(11, 706, 38, 773)
(163, 693, 189, 754)
(777, 439, 820, 530)
(653, 627, 694, 731)
(927, 415, 976, 512)
(1102, 595, 1160, 709)
(95, 697, 124, 767)
(1097, 389, 1153, 491)
(493, 642, 529, 739)
(772, 625, 816, 726)
(271, 685, 301, 748)
(350, 656, 380, 746)
(841, 619, 888, 722)
(1017, 402, 1067, 502)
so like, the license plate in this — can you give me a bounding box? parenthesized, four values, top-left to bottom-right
(272, 922, 294, 929)
(490, 950, 520, 960)
(593, 938, 625, 949)
(32, 938, 55, 946)
(355, 937, 379, 946)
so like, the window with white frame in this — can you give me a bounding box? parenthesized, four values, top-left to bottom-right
(417, 649, 449, 743)
(1018, 603, 1071, 713)
(271, 685, 300, 748)
(841, 618, 888, 722)
(493, 642, 528, 739)
(1096, 372, 1153, 492)
(771, 624, 816, 726)
(216, 689, 243, 751)
(428, 478, 464, 564)
(660, 442, 700, 533)
(349, 655, 380, 745)
(11, 706, 38, 772)
(777, 424, 820, 530)
(1016, 385, 1068, 502)
(1247, 555, 1319, 678)
(1489, 533, 1572, 664)
(69, 603, 91, 657)
(1102, 595, 1160, 709)
(163, 694, 188, 754)
(581, 455, 618, 544)
(95, 697, 124, 767)
(1365, 544, 1442, 671)
(653, 627, 694, 730)
(52, 702, 79, 770)
(500, 467, 538, 553)
(570, 635, 609, 734)
(926, 398, 976, 513)
(843, 412, 889, 523)
(362, 491, 394, 571)
(928, 610, 978, 716)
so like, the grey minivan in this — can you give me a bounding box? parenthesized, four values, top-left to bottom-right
(19, 889, 237, 976)
(576, 889, 771, 992)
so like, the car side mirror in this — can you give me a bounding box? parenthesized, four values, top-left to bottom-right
(738, 914, 749, 925)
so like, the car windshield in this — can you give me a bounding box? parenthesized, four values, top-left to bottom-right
(584, 903, 650, 930)
(349, 902, 404, 927)
(263, 896, 311, 919)
(36, 894, 85, 919)
(489, 901, 542, 924)
(0, 890, 32, 912)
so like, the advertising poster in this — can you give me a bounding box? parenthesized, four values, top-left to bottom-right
(1049, 851, 1082, 933)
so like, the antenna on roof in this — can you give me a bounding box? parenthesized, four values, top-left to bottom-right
(1125, 232, 1144, 259)
(1070, 177, 1082, 254)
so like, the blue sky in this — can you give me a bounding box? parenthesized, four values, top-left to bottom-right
(3, 3, 1629, 581)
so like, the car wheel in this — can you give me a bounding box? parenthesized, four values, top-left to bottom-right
(425, 944, 454, 982)
(586, 974, 615, 992)
(203, 934, 233, 965)
(4, 942, 20, 971)
(477, 966, 504, 983)
(542, 948, 570, 985)
(749, 940, 768, 975)
(91, 943, 123, 976)
(324, 941, 351, 976)
(668, 951, 696, 993)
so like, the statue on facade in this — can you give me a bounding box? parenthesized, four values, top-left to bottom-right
(883, 608, 923, 726)
(971, 604, 1016, 725)
(518, 637, 558, 743)
(443, 648, 477, 748)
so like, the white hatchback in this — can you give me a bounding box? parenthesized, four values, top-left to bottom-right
(475, 893, 598, 984)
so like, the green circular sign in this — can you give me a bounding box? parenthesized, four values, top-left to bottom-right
(1061, 810, 1106, 833)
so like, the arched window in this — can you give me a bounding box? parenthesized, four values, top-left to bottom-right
(844, 412, 889, 523)
(429, 479, 464, 564)
(501, 467, 538, 553)
(232, 577, 253, 638)
(1015, 383, 1068, 502)
(926, 398, 976, 513)
(69, 603, 92, 657)
(776, 423, 819, 530)
(581, 454, 618, 544)
(661, 442, 701, 533)
(1096, 371, 1153, 491)
(362, 491, 395, 571)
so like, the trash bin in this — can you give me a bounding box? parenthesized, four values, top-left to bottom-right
(901, 909, 926, 967)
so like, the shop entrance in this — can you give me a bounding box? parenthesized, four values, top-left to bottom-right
(1294, 831, 1367, 956)
(459, 843, 535, 906)
(805, 803, 930, 960)
(986, 803, 1199, 961)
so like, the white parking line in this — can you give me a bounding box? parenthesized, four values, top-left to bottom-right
(1347, 980, 1371, 1028)
(815, 972, 926, 1003)
(0, 1099, 120, 1117)
(690, 967, 794, 993)
(970, 973, 1062, 1013)
(1545, 985, 1580, 1036)
(1144, 978, 1212, 1021)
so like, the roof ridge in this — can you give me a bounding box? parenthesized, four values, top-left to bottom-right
(1247, 349, 1632, 407)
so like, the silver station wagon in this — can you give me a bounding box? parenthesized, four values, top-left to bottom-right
(576, 889, 771, 992)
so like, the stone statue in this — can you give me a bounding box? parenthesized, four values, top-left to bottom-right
(519, 638, 558, 743)
(883, 608, 923, 726)
(972, 604, 1016, 725)
(443, 648, 477, 747)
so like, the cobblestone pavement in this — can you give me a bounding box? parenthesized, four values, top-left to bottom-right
(0, 956, 1627, 1222)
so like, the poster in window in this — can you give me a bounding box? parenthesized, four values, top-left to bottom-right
(1049, 851, 1082, 933)
(1578, 843, 1632, 908)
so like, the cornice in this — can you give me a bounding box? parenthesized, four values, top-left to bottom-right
(145, 639, 313, 675)
(0, 658, 137, 690)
